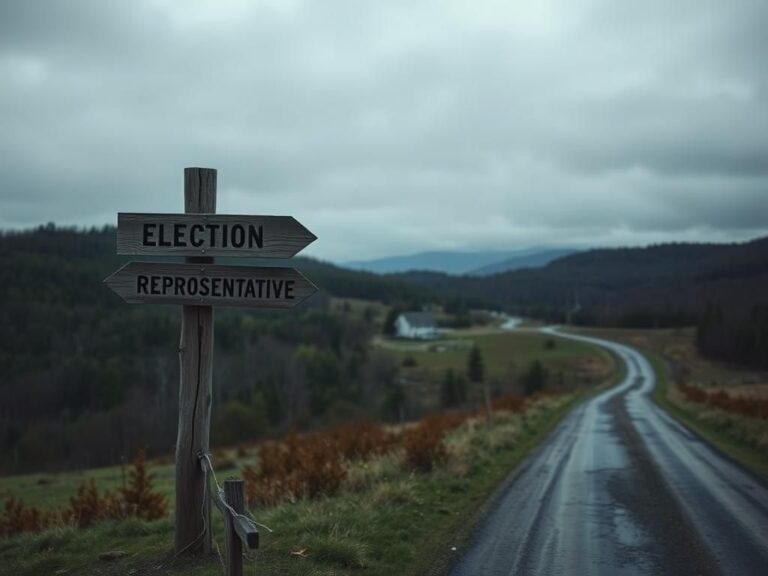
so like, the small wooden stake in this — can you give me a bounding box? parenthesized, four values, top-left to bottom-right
(175, 167, 217, 554)
(224, 478, 245, 576)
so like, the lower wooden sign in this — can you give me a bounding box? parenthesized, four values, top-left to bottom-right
(104, 262, 317, 308)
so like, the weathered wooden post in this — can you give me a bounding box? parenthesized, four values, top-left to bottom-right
(105, 167, 317, 557)
(176, 167, 216, 553)
(224, 478, 246, 576)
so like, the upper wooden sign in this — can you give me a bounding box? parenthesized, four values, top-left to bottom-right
(117, 213, 316, 258)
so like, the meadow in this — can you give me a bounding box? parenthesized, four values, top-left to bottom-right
(378, 329, 614, 409)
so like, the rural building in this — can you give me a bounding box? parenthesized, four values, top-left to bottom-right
(395, 312, 437, 339)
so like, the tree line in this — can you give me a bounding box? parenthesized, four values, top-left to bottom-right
(0, 226, 438, 474)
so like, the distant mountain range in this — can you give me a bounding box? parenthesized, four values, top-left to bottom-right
(390, 237, 768, 329)
(344, 247, 577, 276)
(468, 248, 578, 276)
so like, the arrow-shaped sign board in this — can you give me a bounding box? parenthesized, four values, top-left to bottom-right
(104, 262, 317, 308)
(117, 213, 316, 258)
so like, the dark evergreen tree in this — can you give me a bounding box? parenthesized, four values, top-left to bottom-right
(467, 345, 484, 383)
(440, 368, 459, 408)
(522, 360, 547, 396)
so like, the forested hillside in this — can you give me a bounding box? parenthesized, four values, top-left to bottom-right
(0, 226, 436, 474)
(394, 237, 768, 368)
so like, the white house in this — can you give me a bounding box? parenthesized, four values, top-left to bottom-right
(395, 312, 437, 339)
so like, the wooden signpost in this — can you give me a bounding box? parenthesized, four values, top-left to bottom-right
(104, 167, 317, 567)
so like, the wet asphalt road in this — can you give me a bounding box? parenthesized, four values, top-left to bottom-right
(450, 329, 768, 576)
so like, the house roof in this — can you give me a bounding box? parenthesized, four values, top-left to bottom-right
(399, 312, 436, 328)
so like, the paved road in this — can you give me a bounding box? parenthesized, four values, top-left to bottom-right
(450, 329, 768, 576)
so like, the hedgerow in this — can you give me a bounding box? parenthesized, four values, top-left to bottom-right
(677, 381, 768, 419)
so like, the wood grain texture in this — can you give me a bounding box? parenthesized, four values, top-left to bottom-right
(175, 306, 214, 553)
(116, 213, 316, 257)
(185, 167, 217, 213)
(103, 262, 317, 308)
(175, 167, 216, 555)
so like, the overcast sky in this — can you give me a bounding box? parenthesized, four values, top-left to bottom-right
(1, 0, 766, 261)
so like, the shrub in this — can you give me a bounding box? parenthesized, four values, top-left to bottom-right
(401, 413, 467, 472)
(245, 433, 347, 507)
(492, 394, 526, 413)
(69, 479, 102, 528)
(300, 434, 347, 499)
(0, 498, 44, 536)
(403, 423, 446, 472)
(121, 448, 167, 521)
(678, 381, 768, 419)
(330, 420, 397, 461)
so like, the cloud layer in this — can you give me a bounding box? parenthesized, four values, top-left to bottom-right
(1, 0, 766, 260)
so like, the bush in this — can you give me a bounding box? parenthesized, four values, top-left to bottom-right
(403, 423, 446, 472)
(69, 479, 102, 528)
(330, 420, 397, 461)
(0, 498, 46, 536)
(678, 381, 768, 419)
(491, 394, 526, 413)
(245, 433, 347, 507)
(121, 448, 167, 521)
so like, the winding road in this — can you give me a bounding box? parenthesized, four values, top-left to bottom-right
(450, 328, 768, 576)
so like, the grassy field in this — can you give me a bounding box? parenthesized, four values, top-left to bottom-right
(378, 330, 613, 411)
(0, 330, 620, 576)
(574, 327, 768, 480)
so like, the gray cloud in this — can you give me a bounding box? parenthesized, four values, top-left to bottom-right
(1, 0, 766, 260)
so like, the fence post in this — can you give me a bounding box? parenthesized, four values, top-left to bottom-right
(224, 478, 245, 576)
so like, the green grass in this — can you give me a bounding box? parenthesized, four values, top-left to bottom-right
(384, 331, 611, 384)
(0, 461, 177, 512)
(1, 331, 622, 576)
(645, 350, 768, 480)
(0, 518, 177, 576)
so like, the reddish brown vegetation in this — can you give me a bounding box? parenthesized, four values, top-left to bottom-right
(491, 394, 526, 413)
(1, 448, 167, 538)
(330, 420, 398, 461)
(69, 479, 103, 528)
(403, 422, 446, 472)
(119, 448, 168, 520)
(678, 381, 768, 419)
(0, 498, 58, 536)
(244, 433, 346, 508)
(403, 412, 468, 471)
(3, 393, 538, 536)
